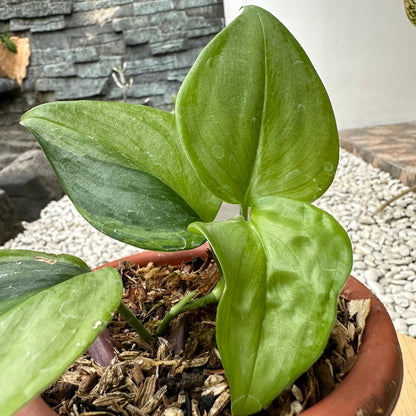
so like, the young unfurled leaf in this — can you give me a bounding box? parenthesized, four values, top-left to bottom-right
(179, 9, 351, 411)
(0, 250, 123, 416)
(190, 197, 352, 414)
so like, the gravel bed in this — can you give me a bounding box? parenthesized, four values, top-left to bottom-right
(1, 149, 416, 336)
(316, 149, 416, 337)
(1, 197, 141, 268)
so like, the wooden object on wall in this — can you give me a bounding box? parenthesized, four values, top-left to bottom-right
(0, 36, 30, 86)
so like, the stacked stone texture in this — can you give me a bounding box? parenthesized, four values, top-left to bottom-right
(0, 0, 225, 167)
(0, 0, 224, 239)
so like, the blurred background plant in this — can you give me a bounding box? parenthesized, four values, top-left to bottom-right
(0, 32, 17, 54)
(404, 0, 416, 26)
(111, 62, 133, 103)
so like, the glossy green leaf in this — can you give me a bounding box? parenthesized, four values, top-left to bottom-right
(190, 197, 352, 415)
(20, 101, 221, 251)
(0, 250, 90, 315)
(0, 251, 123, 416)
(176, 6, 338, 206)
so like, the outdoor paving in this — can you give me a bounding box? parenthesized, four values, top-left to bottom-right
(340, 121, 416, 187)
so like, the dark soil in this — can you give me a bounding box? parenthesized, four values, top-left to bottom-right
(42, 252, 370, 416)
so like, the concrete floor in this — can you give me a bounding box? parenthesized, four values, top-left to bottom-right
(340, 121, 416, 188)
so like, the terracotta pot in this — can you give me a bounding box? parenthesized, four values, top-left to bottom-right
(16, 245, 403, 416)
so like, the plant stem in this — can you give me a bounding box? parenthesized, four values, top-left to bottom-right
(117, 302, 153, 344)
(240, 205, 249, 220)
(376, 185, 416, 212)
(156, 278, 225, 336)
(156, 291, 197, 336)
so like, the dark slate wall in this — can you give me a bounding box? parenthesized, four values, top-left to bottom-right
(0, 0, 225, 168)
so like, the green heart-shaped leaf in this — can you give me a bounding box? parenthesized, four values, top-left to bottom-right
(0, 250, 90, 314)
(190, 197, 352, 414)
(176, 6, 338, 205)
(20, 101, 221, 251)
(0, 250, 123, 416)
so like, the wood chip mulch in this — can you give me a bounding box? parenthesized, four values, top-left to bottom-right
(42, 252, 370, 416)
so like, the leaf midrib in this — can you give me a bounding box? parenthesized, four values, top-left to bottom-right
(24, 113, 207, 223)
(244, 8, 268, 209)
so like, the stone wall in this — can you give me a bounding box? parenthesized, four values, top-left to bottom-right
(0, 0, 224, 237)
(0, 0, 225, 168)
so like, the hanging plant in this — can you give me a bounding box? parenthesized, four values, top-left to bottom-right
(404, 0, 416, 26)
(0, 32, 17, 53)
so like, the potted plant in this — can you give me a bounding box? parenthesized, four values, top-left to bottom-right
(0, 6, 402, 416)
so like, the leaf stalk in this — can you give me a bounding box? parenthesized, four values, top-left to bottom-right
(155, 278, 224, 336)
(240, 205, 250, 221)
(117, 302, 153, 343)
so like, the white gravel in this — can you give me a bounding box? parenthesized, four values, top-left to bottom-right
(1, 197, 140, 268)
(315, 149, 416, 336)
(1, 149, 415, 336)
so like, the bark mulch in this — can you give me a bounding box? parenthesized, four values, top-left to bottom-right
(43, 252, 370, 416)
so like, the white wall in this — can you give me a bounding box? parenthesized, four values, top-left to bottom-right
(223, 1, 416, 130)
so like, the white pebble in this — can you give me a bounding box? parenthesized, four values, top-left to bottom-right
(362, 269, 379, 282)
(395, 297, 411, 308)
(395, 270, 414, 280)
(366, 280, 385, 296)
(405, 317, 416, 326)
(378, 294, 394, 305)
(390, 279, 407, 286)
(404, 282, 416, 292)
(394, 319, 408, 334)
(360, 216, 375, 225)
(398, 245, 411, 257)
(408, 325, 416, 338)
